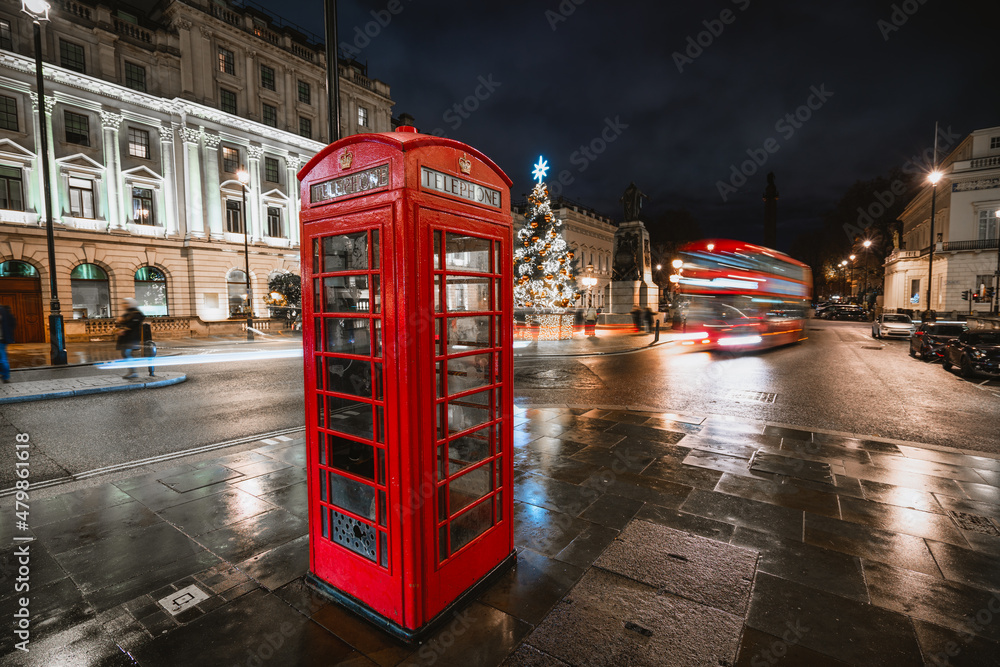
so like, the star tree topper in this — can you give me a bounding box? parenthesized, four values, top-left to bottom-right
(532, 156, 549, 183)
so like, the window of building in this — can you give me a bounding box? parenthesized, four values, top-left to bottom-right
(132, 187, 154, 225)
(260, 64, 275, 91)
(135, 266, 168, 316)
(358, 106, 368, 127)
(124, 62, 146, 92)
(298, 80, 311, 104)
(299, 116, 311, 139)
(910, 279, 921, 305)
(69, 177, 96, 218)
(218, 46, 234, 75)
(0, 94, 17, 132)
(227, 268, 249, 317)
(0, 166, 24, 211)
(979, 209, 999, 240)
(64, 110, 90, 146)
(60, 40, 85, 73)
(267, 206, 282, 238)
(0, 20, 12, 51)
(0, 261, 37, 277)
(221, 146, 239, 173)
(262, 103, 277, 128)
(264, 156, 280, 183)
(70, 263, 110, 319)
(992, 136, 1000, 151)
(220, 88, 237, 115)
(128, 127, 150, 159)
(226, 199, 243, 233)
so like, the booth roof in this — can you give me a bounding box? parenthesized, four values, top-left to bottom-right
(297, 128, 513, 186)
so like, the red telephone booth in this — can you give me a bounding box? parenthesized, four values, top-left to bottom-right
(298, 127, 515, 641)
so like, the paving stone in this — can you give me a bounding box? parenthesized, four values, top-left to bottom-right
(923, 540, 1000, 593)
(715, 472, 842, 519)
(838, 496, 970, 548)
(750, 452, 839, 485)
(526, 568, 742, 667)
(734, 626, 852, 666)
(399, 601, 531, 667)
(237, 534, 309, 591)
(584, 469, 693, 508)
(634, 504, 735, 542)
(596, 520, 758, 615)
(746, 572, 924, 665)
(730, 527, 868, 602)
(501, 644, 571, 666)
(514, 501, 593, 557)
(910, 618, 1000, 667)
(513, 472, 601, 515)
(156, 488, 275, 536)
(552, 522, 620, 569)
(680, 489, 804, 541)
(479, 548, 586, 625)
(858, 479, 945, 514)
(804, 512, 942, 577)
(28, 484, 135, 527)
(158, 465, 244, 493)
(196, 507, 307, 563)
(864, 559, 1000, 642)
(576, 493, 644, 529)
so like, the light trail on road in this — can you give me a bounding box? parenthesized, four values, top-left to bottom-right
(95, 348, 304, 369)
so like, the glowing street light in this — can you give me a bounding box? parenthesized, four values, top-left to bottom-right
(581, 263, 597, 307)
(862, 239, 874, 303)
(926, 169, 943, 318)
(237, 169, 253, 341)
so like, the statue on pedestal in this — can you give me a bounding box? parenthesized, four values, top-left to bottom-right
(620, 182, 648, 222)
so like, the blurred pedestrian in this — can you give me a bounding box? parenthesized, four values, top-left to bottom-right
(643, 307, 653, 332)
(584, 305, 597, 336)
(115, 298, 145, 379)
(141, 321, 157, 377)
(0, 304, 15, 383)
(630, 306, 641, 332)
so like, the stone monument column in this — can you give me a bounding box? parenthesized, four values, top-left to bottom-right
(608, 183, 658, 318)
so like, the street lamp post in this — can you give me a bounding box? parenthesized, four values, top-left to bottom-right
(862, 239, 873, 299)
(849, 254, 856, 300)
(926, 170, 942, 318)
(23, 0, 66, 365)
(839, 260, 848, 298)
(237, 169, 253, 341)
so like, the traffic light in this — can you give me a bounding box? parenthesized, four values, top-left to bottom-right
(962, 290, 970, 301)
(973, 292, 980, 301)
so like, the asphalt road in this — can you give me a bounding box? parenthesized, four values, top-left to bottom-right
(1, 319, 997, 490)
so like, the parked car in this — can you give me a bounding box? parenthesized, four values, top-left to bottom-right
(909, 322, 967, 359)
(871, 313, 913, 339)
(826, 304, 866, 321)
(942, 331, 1000, 378)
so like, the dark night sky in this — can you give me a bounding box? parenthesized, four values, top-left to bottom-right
(252, 0, 998, 251)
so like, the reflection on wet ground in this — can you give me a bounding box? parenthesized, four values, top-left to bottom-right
(3, 407, 1000, 665)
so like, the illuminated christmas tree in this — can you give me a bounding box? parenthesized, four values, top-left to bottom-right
(514, 157, 578, 312)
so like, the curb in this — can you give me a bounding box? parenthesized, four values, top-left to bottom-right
(0, 374, 187, 404)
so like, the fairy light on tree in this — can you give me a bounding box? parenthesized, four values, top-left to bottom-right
(514, 156, 578, 312)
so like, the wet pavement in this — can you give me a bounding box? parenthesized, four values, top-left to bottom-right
(0, 373, 187, 404)
(4, 405, 1000, 665)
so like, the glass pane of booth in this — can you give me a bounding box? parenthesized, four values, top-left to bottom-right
(324, 318, 371, 356)
(446, 354, 491, 395)
(445, 276, 490, 312)
(326, 395, 374, 440)
(447, 316, 490, 353)
(445, 234, 491, 272)
(322, 276, 369, 314)
(324, 432, 375, 481)
(447, 389, 490, 434)
(440, 425, 491, 477)
(327, 470, 376, 519)
(450, 500, 492, 555)
(449, 464, 491, 515)
(326, 358, 373, 398)
(323, 232, 368, 271)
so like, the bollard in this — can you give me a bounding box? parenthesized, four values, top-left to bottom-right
(654, 319, 659, 342)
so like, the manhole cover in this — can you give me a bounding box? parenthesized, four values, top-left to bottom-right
(860, 346, 883, 350)
(949, 510, 1000, 536)
(729, 390, 777, 403)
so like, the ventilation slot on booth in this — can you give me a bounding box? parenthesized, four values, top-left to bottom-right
(329, 507, 377, 561)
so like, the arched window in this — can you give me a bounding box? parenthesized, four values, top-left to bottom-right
(0, 261, 38, 277)
(227, 269, 249, 317)
(70, 263, 110, 319)
(135, 266, 168, 316)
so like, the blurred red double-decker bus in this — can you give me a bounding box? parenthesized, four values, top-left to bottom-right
(674, 239, 813, 350)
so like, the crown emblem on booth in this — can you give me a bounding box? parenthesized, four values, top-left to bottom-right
(458, 156, 471, 175)
(339, 151, 354, 170)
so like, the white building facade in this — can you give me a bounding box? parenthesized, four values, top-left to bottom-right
(514, 199, 617, 310)
(0, 0, 393, 342)
(884, 126, 1000, 316)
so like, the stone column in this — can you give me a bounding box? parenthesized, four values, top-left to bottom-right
(245, 49, 257, 121)
(285, 154, 301, 246)
(178, 125, 204, 238)
(248, 145, 264, 241)
(100, 109, 124, 229)
(159, 122, 179, 236)
(30, 94, 59, 223)
(175, 19, 194, 96)
(202, 132, 223, 238)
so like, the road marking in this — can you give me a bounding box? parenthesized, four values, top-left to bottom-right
(0, 426, 305, 497)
